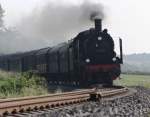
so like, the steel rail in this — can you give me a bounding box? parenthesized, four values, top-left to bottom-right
(95, 87, 128, 98)
(0, 86, 128, 116)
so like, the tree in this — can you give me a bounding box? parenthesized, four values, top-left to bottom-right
(0, 4, 4, 29)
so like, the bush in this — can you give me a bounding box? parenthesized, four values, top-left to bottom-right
(0, 71, 48, 98)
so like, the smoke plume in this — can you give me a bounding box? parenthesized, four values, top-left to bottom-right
(1, 1, 106, 54)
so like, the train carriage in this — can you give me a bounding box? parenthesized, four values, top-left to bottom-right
(0, 55, 9, 71)
(8, 53, 23, 72)
(22, 50, 39, 72)
(36, 48, 51, 73)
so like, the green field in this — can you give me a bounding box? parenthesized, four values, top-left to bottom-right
(114, 74, 150, 88)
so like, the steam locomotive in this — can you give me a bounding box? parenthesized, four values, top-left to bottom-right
(0, 19, 123, 86)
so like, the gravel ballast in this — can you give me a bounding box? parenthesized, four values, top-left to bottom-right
(25, 87, 150, 117)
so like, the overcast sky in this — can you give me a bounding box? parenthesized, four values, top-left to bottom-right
(1, 0, 150, 54)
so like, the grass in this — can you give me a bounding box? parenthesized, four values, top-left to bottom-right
(0, 70, 48, 98)
(114, 74, 150, 88)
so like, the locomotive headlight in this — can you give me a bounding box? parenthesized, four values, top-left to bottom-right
(112, 57, 116, 61)
(85, 58, 90, 63)
(98, 36, 102, 41)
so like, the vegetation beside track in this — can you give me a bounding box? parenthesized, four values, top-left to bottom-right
(0, 71, 150, 98)
(0, 70, 48, 98)
(114, 74, 150, 88)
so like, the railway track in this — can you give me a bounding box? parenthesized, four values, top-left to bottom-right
(0, 86, 128, 116)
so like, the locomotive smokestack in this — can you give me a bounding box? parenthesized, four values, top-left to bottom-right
(95, 19, 102, 32)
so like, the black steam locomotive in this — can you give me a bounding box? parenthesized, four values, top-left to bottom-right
(0, 19, 123, 86)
